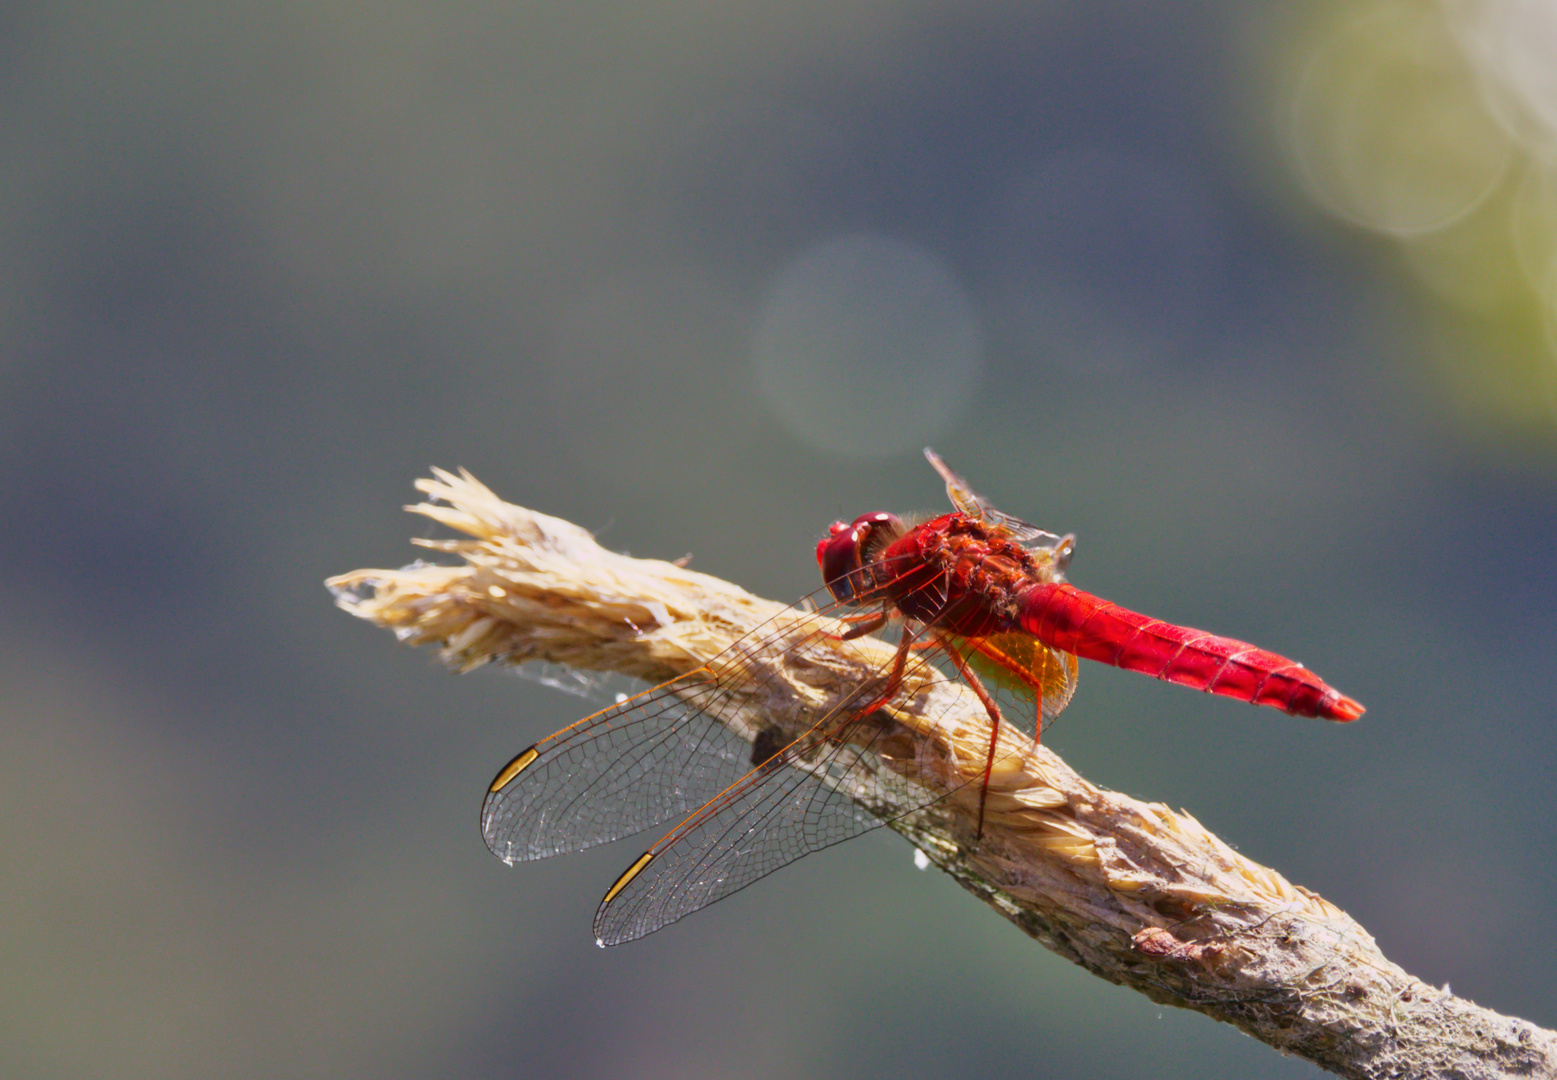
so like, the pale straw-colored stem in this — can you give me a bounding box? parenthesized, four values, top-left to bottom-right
(327, 469, 1555, 1080)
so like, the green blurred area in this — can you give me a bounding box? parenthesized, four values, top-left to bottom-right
(1285, 0, 1557, 446)
(2, 3, 1554, 1079)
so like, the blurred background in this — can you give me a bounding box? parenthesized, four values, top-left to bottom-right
(4, 1, 1555, 1077)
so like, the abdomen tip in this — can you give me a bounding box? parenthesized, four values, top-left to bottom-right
(1327, 694, 1365, 722)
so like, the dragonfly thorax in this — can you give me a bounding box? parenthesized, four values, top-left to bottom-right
(878, 514, 1051, 635)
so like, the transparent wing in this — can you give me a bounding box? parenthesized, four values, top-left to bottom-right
(481, 590, 859, 864)
(590, 644, 968, 945)
(957, 631, 1080, 731)
(481, 674, 756, 862)
(923, 447, 1070, 552)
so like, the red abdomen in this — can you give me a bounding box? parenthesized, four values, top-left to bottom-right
(1015, 582, 1363, 722)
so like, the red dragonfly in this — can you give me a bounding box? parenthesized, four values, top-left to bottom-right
(482, 450, 1362, 944)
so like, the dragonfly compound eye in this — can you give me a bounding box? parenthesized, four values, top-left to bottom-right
(817, 512, 902, 604)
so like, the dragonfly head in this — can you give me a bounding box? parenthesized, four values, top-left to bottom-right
(817, 512, 904, 604)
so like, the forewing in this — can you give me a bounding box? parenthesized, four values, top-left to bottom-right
(482, 671, 756, 863)
(482, 589, 891, 864)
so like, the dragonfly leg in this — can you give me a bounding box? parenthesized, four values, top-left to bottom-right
(928, 633, 1009, 840)
(834, 619, 927, 737)
(858, 620, 917, 705)
(838, 605, 891, 641)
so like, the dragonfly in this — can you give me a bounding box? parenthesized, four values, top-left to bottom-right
(481, 449, 1362, 945)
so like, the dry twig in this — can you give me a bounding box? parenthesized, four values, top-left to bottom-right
(327, 469, 1556, 1080)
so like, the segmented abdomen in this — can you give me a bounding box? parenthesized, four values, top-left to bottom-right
(1015, 582, 1363, 722)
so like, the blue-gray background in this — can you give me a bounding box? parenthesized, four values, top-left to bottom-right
(5, 3, 1554, 1078)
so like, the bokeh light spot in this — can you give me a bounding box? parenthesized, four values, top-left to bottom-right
(1290, 1, 1513, 238)
(1448, 0, 1557, 158)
